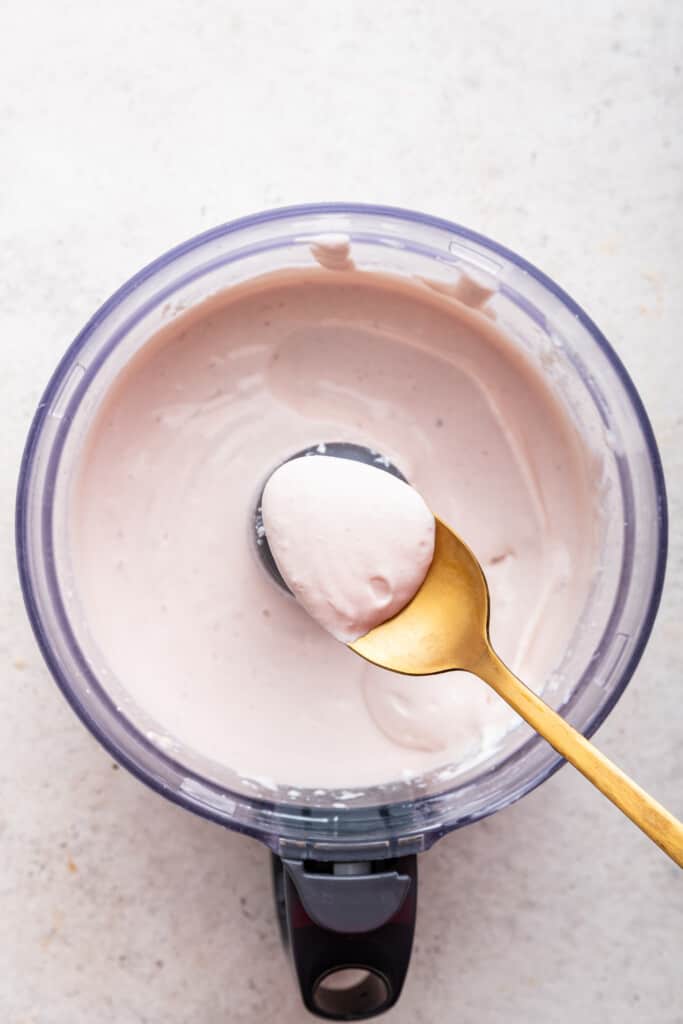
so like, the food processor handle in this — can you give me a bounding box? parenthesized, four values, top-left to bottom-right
(272, 853, 418, 1020)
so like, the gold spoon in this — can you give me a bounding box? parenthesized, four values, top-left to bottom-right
(350, 518, 683, 867)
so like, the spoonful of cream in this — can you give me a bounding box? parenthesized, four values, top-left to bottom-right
(260, 452, 683, 867)
(260, 451, 435, 642)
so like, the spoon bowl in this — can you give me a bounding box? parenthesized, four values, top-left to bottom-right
(255, 442, 407, 593)
(351, 519, 490, 675)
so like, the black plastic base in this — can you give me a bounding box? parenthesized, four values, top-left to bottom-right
(272, 854, 417, 1020)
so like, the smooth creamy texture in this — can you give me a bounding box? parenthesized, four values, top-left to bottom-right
(261, 455, 435, 643)
(71, 261, 598, 790)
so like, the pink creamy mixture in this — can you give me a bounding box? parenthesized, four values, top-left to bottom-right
(261, 455, 436, 644)
(71, 257, 598, 790)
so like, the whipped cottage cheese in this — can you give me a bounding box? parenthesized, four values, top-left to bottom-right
(261, 455, 435, 643)
(71, 255, 598, 789)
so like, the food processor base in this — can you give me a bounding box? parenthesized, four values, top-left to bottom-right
(272, 854, 417, 1020)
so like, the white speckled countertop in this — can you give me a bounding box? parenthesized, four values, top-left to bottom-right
(1, 2, 681, 1021)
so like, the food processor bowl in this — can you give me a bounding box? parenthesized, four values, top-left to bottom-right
(16, 204, 667, 1019)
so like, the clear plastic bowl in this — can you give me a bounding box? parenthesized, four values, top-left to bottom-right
(16, 204, 667, 861)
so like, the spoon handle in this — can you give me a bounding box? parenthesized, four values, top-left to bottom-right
(474, 647, 683, 868)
